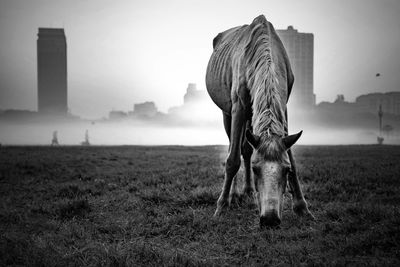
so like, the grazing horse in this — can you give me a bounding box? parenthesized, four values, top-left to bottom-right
(206, 15, 313, 227)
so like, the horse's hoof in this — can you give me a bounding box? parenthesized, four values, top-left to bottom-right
(293, 199, 315, 220)
(213, 205, 226, 217)
(305, 210, 316, 221)
(213, 208, 222, 217)
(229, 193, 241, 207)
(243, 187, 255, 196)
(213, 199, 228, 217)
(239, 191, 257, 208)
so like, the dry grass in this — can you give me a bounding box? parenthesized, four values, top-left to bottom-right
(0, 145, 399, 266)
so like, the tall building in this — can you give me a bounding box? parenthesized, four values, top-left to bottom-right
(277, 26, 315, 109)
(37, 28, 68, 114)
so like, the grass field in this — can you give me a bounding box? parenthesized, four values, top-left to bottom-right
(0, 145, 399, 266)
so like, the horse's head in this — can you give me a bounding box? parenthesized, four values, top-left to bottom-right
(246, 129, 302, 228)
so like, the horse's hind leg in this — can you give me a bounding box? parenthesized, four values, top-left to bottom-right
(288, 149, 315, 219)
(214, 102, 246, 216)
(223, 112, 231, 140)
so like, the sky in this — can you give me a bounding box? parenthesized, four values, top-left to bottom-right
(0, 0, 399, 119)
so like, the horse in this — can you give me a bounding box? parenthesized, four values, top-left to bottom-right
(206, 15, 314, 227)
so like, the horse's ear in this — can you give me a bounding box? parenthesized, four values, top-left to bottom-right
(282, 130, 303, 149)
(246, 129, 260, 148)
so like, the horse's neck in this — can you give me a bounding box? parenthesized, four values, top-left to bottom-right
(252, 105, 286, 138)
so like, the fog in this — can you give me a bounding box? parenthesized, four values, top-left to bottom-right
(0, 121, 221, 146)
(1, 117, 399, 146)
(1, 93, 399, 146)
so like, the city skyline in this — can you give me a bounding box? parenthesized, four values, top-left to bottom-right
(0, 0, 399, 119)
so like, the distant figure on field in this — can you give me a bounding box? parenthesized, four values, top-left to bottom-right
(51, 131, 59, 146)
(377, 104, 384, 145)
(377, 136, 384, 145)
(81, 129, 90, 146)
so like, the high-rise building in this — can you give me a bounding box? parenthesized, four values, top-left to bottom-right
(277, 26, 315, 109)
(37, 28, 67, 114)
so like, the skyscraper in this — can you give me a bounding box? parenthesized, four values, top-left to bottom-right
(277, 26, 315, 109)
(37, 28, 67, 114)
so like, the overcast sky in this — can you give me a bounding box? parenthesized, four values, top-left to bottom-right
(1, 0, 399, 118)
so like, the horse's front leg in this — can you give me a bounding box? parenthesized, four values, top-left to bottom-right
(242, 128, 255, 197)
(214, 101, 246, 217)
(287, 149, 315, 220)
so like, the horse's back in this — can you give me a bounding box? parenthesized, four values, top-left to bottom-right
(206, 26, 248, 114)
(206, 17, 294, 114)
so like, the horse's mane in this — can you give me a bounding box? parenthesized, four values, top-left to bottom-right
(244, 16, 286, 160)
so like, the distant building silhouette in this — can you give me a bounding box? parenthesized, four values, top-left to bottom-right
(311, 92, 400, 130)
(335, 94, 345, 103)
(356, 92, 400, 115)
(277, 26, 315, 109)
(168, 83, 219, 124)
(37, 28, 68, 114)
(0, 109, 38, 121)
(183, 83, 208, 105)
(133, 102, 158, 117)
(317, 95, 357, 114)
(109, 110, 128, 120)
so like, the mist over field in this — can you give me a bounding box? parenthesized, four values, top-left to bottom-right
(1, 97, 400, 146)
(0, 122, 226, 146)
(1, 114, 399, 146)
(2, 88, 399, 146)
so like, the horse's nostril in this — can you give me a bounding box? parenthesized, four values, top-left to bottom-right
(260, 211, 281, 228)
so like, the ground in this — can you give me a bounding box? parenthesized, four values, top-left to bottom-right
(0, 145, 399, 266)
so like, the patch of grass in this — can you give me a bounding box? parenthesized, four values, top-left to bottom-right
(56, 198, 91, 220)
(184, 186, 217, 206)
(0, 231, 65, 266)
(0, 145, 399, 266)
(57, 183, 87, 198)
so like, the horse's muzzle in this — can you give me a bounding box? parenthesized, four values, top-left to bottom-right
(260, 210, 281, 228)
